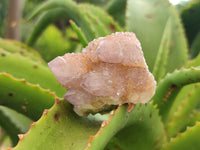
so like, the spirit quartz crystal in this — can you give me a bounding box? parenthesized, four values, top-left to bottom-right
(48, 32, 156, 116)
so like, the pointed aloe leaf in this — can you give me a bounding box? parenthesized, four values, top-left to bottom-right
(27, 0, 95, 46)
(187, 52, 200, 67)
(153, 17, 171, 81)
(83, 10, 107, 38)
(11, 100, 100, 150)
(0, 38, 45, 64)
(181, 0, 200, 47)
(69, 20, 88, 47)
(85, 105, 129, 150)
(161, 122, 200, 150)
(167, 83, 200, 138)
(190, 32, 200, 59)
(126, 0, 188, 72)
(167, 83, 196, 123)
(81, 3, 123, 33)
(0, 73, 56, 120)
(0, 106, 33, 145)
(187, 111, 200, 127)
(105, 102, 167, 150)
(33, 25, 72, 62)
(0, 49, 66, 97)
(88, 103, 167, 150)
(153, 67, 200, 123)
(106, 0, 126, 26)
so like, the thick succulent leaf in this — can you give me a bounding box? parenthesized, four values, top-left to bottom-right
(11, 99, 101, 150)
(167, 83, 196, 123)
(106, 0, 126, 26)
(86, 105, 129, 150)
(27, 0, 95, 46)
(105, 102, 167, 150)
(33, 25, 72, 62)
(0, 49, 66, 97)
(27, 0, 122, 46)
(187, 111, 200, 127)
(0, 106, 33, 145)
(153, 67, 200, 123)
(181, 0, 200, 48)
(69, 20, 88, 47)
(82, 10, 107, 38)
(187, 52, 200, 67)
(161, 122, 200, 150)
(153, 17, 171, 81)
(0, 38, 45, 64)
(190, 32, 200, 59)
(167, 83, 200, 138)
(0, 73, 56, 120)
(126, 0, 188, 72)
(81, 3, 122, 33)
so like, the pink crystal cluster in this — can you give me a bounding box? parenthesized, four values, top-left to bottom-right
(48, 32, 156, 116)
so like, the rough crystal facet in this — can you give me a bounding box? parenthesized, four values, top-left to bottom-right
(48, 32, 156, 116)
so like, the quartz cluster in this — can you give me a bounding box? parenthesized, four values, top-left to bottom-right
(48, 32, 156, 116)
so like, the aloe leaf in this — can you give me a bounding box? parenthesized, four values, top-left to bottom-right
(181, 0, 200, 48)
(27, 0, 95, 46)
(190, 32, 200, 59)
(126, 0, 188, 72)
(33, 25, 73, 62)
(153, 17, 171, 81)
(106, 0, 126, 27)
(167, 83, 200, 138)
(105, 102, 167, 150)
(0, 73, 56, 120)
(69, 20, 88, 47)
(0, 106, 33, 145)
(153, 67, 200, 122)
(0, 38, 45, 64)
(187, 52, 200, 67)
(81, 3, 123, 33)
(86, 105, 129, 150)
(187, 111, 200, 127)
(161, 122, 200, 150)
(0, 49, 66, 97)
(167, 83, 196, 123)
(83, 9, 107, 38)
(11, 100, 100, 150)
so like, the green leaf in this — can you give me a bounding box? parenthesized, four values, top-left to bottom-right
(161, 122, 200, 150)
(0, 38, 45, 64)
(0, 106, 33, 145)
(69, 20, 88, 47)
(106, 0, 126, 27)
(126, 0, 188, 72)
(181, 0, 200, 48)
(153, 17, 172, 81)
(190, 32, 200, 59)
(0, 49, 66, 97)
(187, 52, 200, 67)
(0, 73, 56, 120)
(86, 105, 129, 150)
(106, 102, 167, 150)
(81, 3, 123, 33)
(33, 25, 71, 62)
(153, 67, 200, 123)
(27, 0, 95, 46)
(167, 84, 196, 124)
(11, 100, 100, 150)
(167, 83, 200, 138)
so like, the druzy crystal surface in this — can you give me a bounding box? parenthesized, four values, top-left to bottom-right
(48, 32, 156, 116)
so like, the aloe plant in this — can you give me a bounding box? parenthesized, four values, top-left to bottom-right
(1, 0, 200, 149)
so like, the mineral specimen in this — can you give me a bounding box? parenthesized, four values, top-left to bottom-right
(48, 32, 156, 116)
